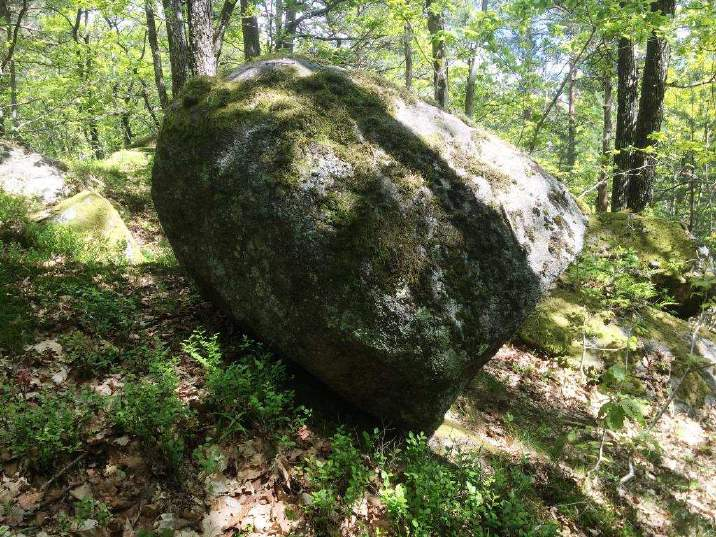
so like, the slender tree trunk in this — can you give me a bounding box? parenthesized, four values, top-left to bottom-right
(426, 0, 448, 109)
(273, 0, 283, 51)
(688, 164, 696, 232)
(162, 0, 191, 95)
(214, 0, 238, 60)
(565, 58, 577, 170)
(597, 75, 613, 212)
(145, 0, 169, 109)
(464, 0, 487, 117)
(240, 0, 261, 60)
(403, 22, 413, 90)
(9, 58, 17, 136)
(279, 5, 296, 52)
(626, 0, 676, 213)
(611, 35, 638, 211)
(464, 48, 478, 117)
(188, 0, 217, 76)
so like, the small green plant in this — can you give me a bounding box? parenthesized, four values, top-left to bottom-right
(380, 433, 556, 537)
(112, 354, 193, 469)
(60, 330, 121, 377)
(0, 390, 101, 472)
(74, 497, 112, 528)
(193, 442, 226, 475)
(184, 331, 296, 438)
(305, 429, 373, 529)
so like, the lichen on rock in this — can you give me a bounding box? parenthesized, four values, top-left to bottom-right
(152, 57, 585, 430)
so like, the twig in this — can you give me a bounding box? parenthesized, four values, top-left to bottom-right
(590, 428, 606, 474)
(618, 459, 635, 490)
(40, 452, 86, 491)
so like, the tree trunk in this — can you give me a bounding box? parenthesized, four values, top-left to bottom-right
(277, 4, 295, 51)
(426, 0, 448, 109)
(611, 35, 638, 211)
(626, 0, 676, 213)
(464, 48, 478, 117)
(464, 0, 487, 118)
(240, 0, 261, 60)
(273, 0, 283, 51)
(565, 58, 577, 170)
(145, 0, 169, 109)
(162, 0, 191, 95)
(9, 58, 17, 136)
(597, 74, 613, 212)
(214, 0, 238, 60)
(188, 0, 217, 76)
(403, 22, 413, 90)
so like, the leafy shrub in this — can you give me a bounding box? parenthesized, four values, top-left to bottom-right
(304, 429, 373, 530)
(0, 390, 102, 472)
(74, 497, 112, 528)
(60, 330, 121, 378)
(565, 248, 663, 313)
(112, 356, 193, 468)
(183, 331, 296, 438)
(381, 433, 556, 537)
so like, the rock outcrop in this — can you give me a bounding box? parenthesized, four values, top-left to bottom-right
(152, 58, 585, 430)
(0, 141, 67, 204)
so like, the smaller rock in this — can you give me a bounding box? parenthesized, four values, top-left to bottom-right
(70, 483, 92, 501)
(36, 190, 142, 263)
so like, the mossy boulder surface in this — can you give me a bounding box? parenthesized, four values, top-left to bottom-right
(37, 190, 142, 263)
(152, 58, 585, 430)
(587, 212, 704, 317)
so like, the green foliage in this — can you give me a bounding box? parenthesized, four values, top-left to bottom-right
(566, 247, 662, 314)
(112, 354, 193, 468)
(0, 390, 102, 472)
(60, 330, 121, 378)
(184, 331, 297, 438)
(381, 433, 556, 537)
(74, 497, 112, 528)
(304, 429, 373, 527)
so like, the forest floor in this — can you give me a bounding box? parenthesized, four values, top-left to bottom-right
(1, 149, 715, 537)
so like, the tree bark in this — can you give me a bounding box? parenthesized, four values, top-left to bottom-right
(145, 0, 169, 109)
(188, 0, 217, 76)
(611, 35, 638, 211)
(597, 74, 613, 212)
(214, 0, 238, 60)
(464, 47, 478, 117)
(626, 0, 676, 213)
(464, 0, 487, 117)
(565, 58, 577, 170)
(277, 4, 295, 51)
(162, 0, 191, 95)
(9, 58, 17, 133)
(240, 0, 261, 60)
(403, 22, 413, 90)
(426, 0, 448, 109)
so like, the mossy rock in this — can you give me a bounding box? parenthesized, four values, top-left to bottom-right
(518, 287, 715, 408)
(37, 190, 143, 264)
(587, 212, 704, 317)
(152, 57, 585, 430)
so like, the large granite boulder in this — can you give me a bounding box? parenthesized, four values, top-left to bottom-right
(152, 58, 586, 430)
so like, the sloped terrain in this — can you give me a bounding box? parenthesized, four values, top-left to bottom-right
(1, 149, 715, 537)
